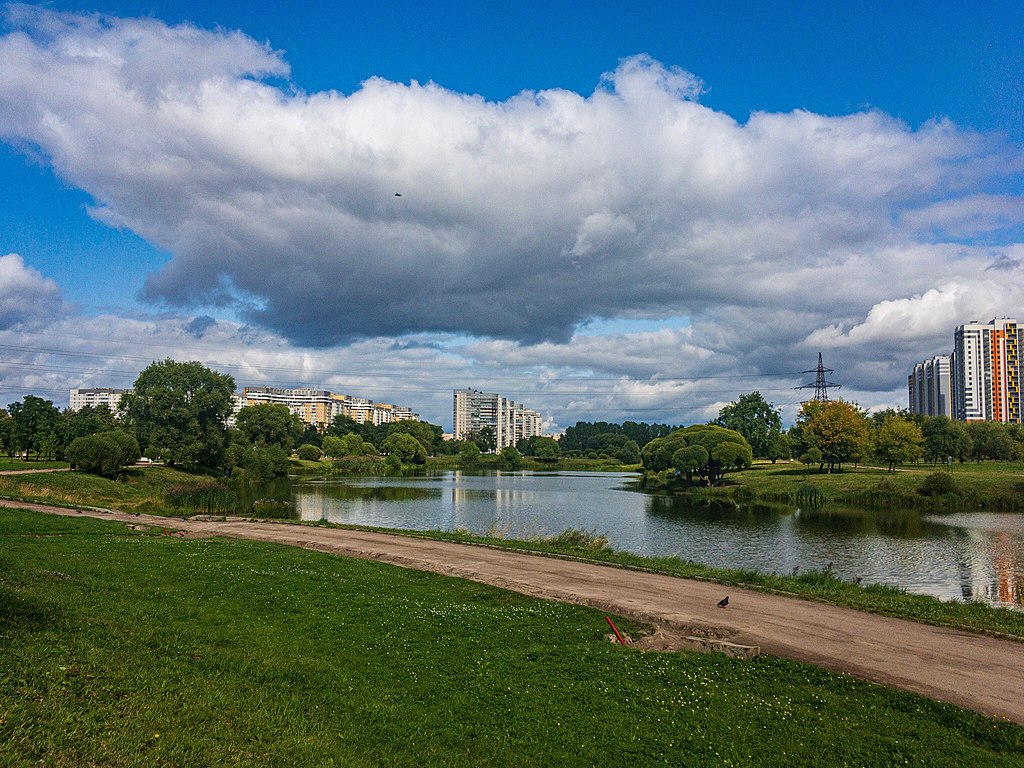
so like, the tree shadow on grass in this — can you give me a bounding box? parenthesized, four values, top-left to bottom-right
(0, 584, 53, 632)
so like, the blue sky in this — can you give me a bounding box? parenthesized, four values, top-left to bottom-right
(0, 1, 1022, 429)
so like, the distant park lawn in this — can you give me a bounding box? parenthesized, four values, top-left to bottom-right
(2, 507, 1022, 767)
(696, 459, 1024, 510)
(0, 457, 68, 472)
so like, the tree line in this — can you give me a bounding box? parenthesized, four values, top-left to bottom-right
(0, 360, 449, 478)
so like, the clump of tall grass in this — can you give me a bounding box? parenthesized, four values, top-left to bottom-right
(163, 481, 237, 515)
(795, 483, 824, 506)
(542, 528, 612, 553)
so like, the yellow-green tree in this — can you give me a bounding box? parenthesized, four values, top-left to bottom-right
(874, 415, 924, 471)
(796, 400, 869, 473)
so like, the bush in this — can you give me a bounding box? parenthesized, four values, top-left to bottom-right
(66, 430, 141, 477)
(296, 444, 323, 462)
(919, 471, 959, 496)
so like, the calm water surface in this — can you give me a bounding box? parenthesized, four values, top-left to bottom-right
(291, 470, 1024, 609)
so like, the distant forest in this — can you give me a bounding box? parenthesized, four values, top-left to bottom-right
(559, 421, 677, 455)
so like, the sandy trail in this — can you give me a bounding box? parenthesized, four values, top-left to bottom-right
(5, 499, 1023, 725)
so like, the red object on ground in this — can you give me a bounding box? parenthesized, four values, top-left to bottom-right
(604, 616, 626, 645)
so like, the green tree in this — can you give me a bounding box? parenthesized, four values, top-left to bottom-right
(800, 446, 823, 474)
(0, 410, 11, 456)
(62, 404, 119, 446)
(764, 430, 792, 464)
(642, 425, 752, 485)
(873, 415, 924, 471)
(458, 441, 481, 469)
(235, 404, 304, 450)
(66, 430, 141, 476)
(123, 359, 235, 469)
(470, 426, 497, 454)
(920, 416, 970, 464)
(7, 395, 62, 459)
(387, 420, 443, 456)
(530, 436, 561, 462)
(498, 446, 524, 469)
(796, 400, 870, 473)
(965, 421, 1015, 461)
(382, 432, 427, 464)
(715, 391, 783, 458)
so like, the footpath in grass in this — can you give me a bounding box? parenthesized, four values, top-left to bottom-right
(2, 508, 1022, 767)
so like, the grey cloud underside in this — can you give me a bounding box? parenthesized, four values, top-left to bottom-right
(0, 7, 1022, 360)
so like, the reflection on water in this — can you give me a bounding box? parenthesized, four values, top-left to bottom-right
(287, 470, 1024, 609)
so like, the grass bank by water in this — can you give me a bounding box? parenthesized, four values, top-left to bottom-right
(650, 460, 1024, 511)
(2, 507, 1022, 767)
(3, 465, 1023, 640)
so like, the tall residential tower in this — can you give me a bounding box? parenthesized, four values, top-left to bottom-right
(951, 318, 1021, 423)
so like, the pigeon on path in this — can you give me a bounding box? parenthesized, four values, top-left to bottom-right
(717, 596, 729, 608)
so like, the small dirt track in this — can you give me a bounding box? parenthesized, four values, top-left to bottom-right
(6, 500, 1024, 725)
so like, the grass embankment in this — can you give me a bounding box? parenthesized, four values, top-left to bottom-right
(2, 508, 1022, 767)
(3, 466, 1023, 640)
(0, 458, 69, 472)
(654, 460, 1024, 511)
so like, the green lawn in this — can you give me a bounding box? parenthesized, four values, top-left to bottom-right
(3, 465, 1024, 640)
(0, 458, 69, 471)
(2, 507, 1022, 767)
(676, 459, 1024, 510)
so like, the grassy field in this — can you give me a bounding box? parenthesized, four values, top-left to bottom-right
(0, 458, 69, 471)
(2, 507, 1022, 767)
(657, 459, 1024, 510)
(3, 465, 1024, 640)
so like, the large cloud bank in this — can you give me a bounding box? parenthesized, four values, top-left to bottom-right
(0, 6, 1022, 424)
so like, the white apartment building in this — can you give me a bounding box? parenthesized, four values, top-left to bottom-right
(69, 388, 131, 414)
(240, 386, 420, 430)
(908, 356, 952, 418)
(453, 388, 544, 451)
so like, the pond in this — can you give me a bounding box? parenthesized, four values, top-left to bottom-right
(286, 470, 1024, 610)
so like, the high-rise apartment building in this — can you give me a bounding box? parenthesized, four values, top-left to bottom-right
(952, 318, 1021, 423)
(453, 388, 544, 451)
(908, 356, 952, 418)
(69, 388, 131, 414)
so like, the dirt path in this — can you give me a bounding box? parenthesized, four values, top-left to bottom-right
(6, 499, 1024, 725)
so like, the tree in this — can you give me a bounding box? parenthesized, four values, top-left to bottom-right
(470, 426, 497, 454)
(382, 432, 427, 464)
(764, 431, 792, 464)
(235, 404, 303, 450)
(7, 396, 62, 459)
(873, 415, 924, 471)
(0, 410, 11, 456)
(388, 420, 443, 456)
(458, 441, 481, 468)
(965, 421, 1015, 462)
(715, 391, 783, 458)
(920, 416, 970, 464)
(530, 436, 562, 462)
(498, 446, 524, 469)
(66, 430, 140, 476)
(62, 404, 119, 446)
(800, 446, 823, 475)
(796, 400, 870, 473)
(641, 425, 752, 485)
(123, 359, 235, 469)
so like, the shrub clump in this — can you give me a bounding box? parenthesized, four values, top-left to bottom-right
(918, 471, 959, 497)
